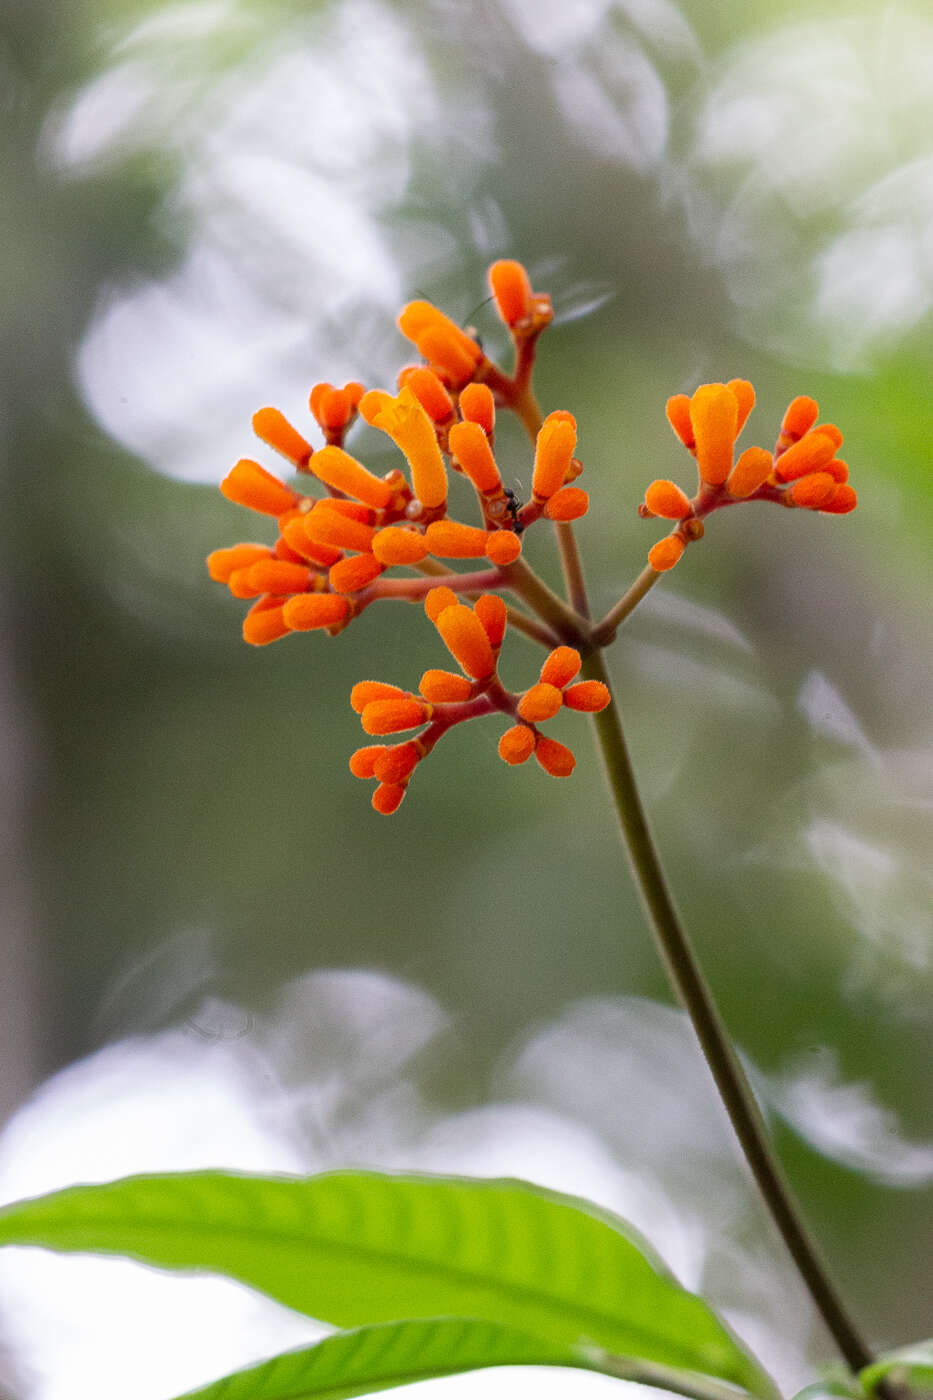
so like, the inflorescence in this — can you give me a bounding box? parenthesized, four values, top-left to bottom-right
(208, 260, 858, 812)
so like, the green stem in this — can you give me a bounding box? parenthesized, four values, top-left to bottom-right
(592, 563, 661, 644)
(581, 643, 877, 1379)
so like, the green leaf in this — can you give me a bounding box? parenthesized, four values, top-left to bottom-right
(0, 1170, 774, 1397)
(861, 1341, 933, 1398)
(169, 1318, 589, 1400)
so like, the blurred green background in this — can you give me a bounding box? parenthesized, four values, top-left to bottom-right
(1, 0, 931, 1395)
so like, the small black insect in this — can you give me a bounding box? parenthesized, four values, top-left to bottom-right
(503, 487, 523, 532)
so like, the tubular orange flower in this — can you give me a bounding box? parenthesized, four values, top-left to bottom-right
(425, 520, 489, 559)
(349, 746, 387, 778)
(498, 725, 535, 765)
(207, 544, 273, 582)
(371, 526, 429, 566)
(280, 519, 342, 568)
(534, 736, 576, 777)
(532, 412, 578, 501)
(540, 646, 581, 689)
(648, 536, 685, 572)
(518, 682, 563, 722)
(447, 420, 502, 494)
(252, 408, 313, 469)
(361, 697, 433, 735)
(373, 741, 421, 784)
(433, 603, 497, 679)
(644, 479, 692, 519)
(246, 560, 314, 595)
(786, 473, 838, 509)
(689, 384, 739, 487)
(221, 459, 300, 516)
(778, 395, 819, 450)
(310, 445, 396, 510)
(488, 259, 533, 326)
(773, 431, 840, 483)
(544, 487, 589, 521)
(666, 394, 695, 449)
(458, 383, 495, 434)
(819, 484, 858, 514)
(282, 594, 349, 631)
(726, 379, 755, 435)
(727, 447, 773, 499)
(424, 586, 459, 622)
(473, 594, 507, 649)
(563, 680, 611, 712)
(397, 300, 483, 387)
(372, 782, 406, 815)
(304, 506, 376, 555)
(309, 381, 365, 432)
(350, 680, 406, 713)
(419, 669, 474, 702)
(397, 367, 454, 423)
(360, 387, 448, 510)
(242, 597, 290, 646)
(328, 554, 384, 593)
(484, 531, 522, 565)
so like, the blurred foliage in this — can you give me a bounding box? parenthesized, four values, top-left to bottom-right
(1, 0, 931, 1380)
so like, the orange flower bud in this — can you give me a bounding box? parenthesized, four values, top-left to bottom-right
(563, 680, 611, 712)
(474, 594, 507, 649)
(328, 553, 384, 593)
(274, 535, 307, 565)
(371, 526, 429, 566)
(304, 505, 376, 554)
(448, 420, 502, 494)
(227, 567, 265, 599)
(360, 387, 448, 509)
(207, 544, 272, 583)
(309, 382, 362, 431)
(361, 697, 432, 735)
(818, 483, 857, 514)
(689, 384, 738, 486)
(397, 367, 454, 423)
(242, 597, 291, 646)
(281, 519, 342, 568)
(485, 531, 522, 565)
(540, 646, 580, 688)
(532, 412, 577, 501)
(374, 741, 421, 784)
(424, 586, 459, 622)
(518, 682, 563, 722)
(351, 680, 406, 713)
(644, 479, 692, 519)
(544, 487, 589, 521)
(221, 459, 300, 516)
(251, 408, 313, 468)
(816, 423, 843, 449)
(534, 736, 576, 778)
(773, 430, 839, 483)
(397, 301, 482, 386)
(310, 445, 395, 509)
(349, 745, 387, 778)
(419, 669, 474, 702)
(488, 259, 533, 326)
(434, 603, 496, 679)
(498, 724, 535, 766)
(726, 379, 755, 434)
(282, 594, 349, 631)
(372, 782, 406, 815)
(665, 394, 695, 449)
(727, 446, 774, 498)
(425, 520, 489, 558)
(779, 395, 819, 446)
(458, 383, 495, 434)
(648, 535, 685, 571)
(315, 498, 374, 522)
(826, 457, 849, 483)
(786, 472, 838, 509)
(246, 560, 313, 595)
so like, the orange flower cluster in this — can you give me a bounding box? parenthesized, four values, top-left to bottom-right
(642, 383, 857, 571)
(348, 590, 610, 813)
